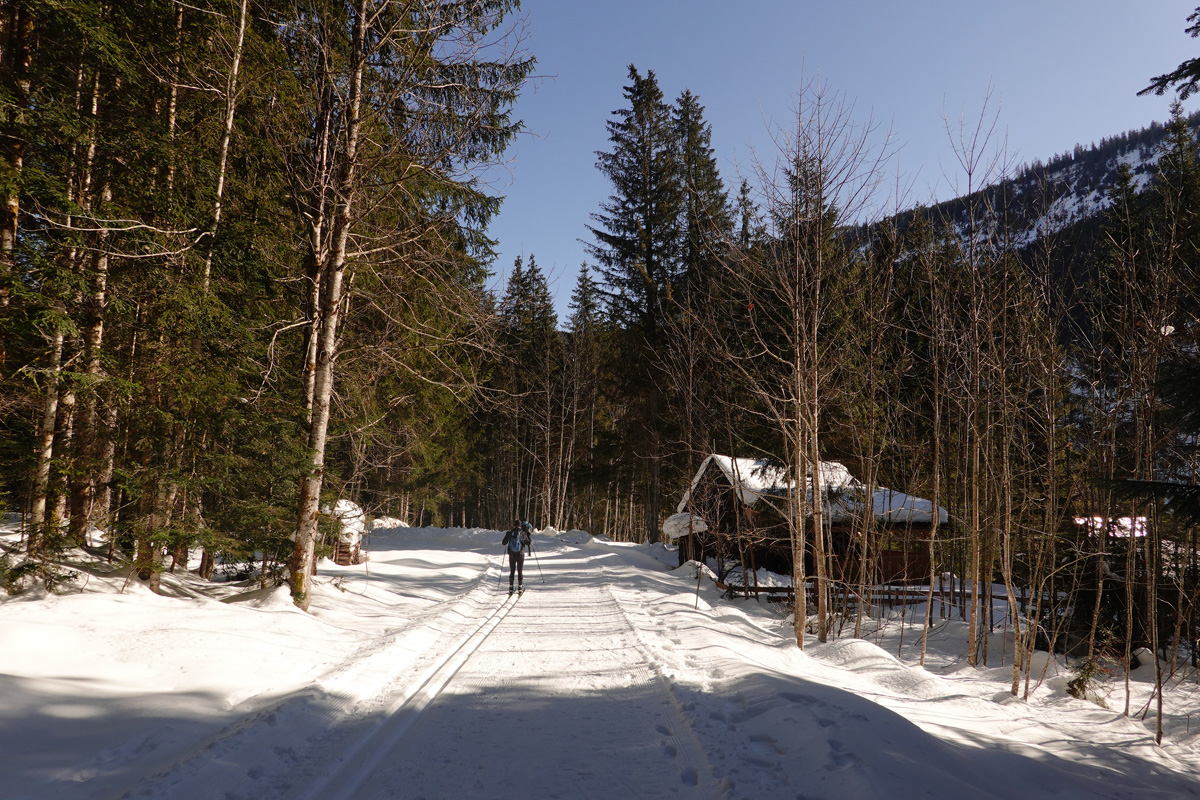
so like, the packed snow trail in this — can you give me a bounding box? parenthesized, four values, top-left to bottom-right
(305, 546, 719, 799)
(10, 525, 1200, 800)
(100, 538, 720, 800)
(296, 591, 522, 800)
(100, 553, 524, 800)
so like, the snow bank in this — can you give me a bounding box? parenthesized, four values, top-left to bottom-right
(645, 541, 677, 568)
(554, 529, 593, 545)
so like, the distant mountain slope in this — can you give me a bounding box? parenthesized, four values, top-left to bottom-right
(892, 110, 1200, 252)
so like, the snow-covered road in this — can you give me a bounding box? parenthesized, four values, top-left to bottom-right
(6, 525, 1200, 800)
(102, 539, 722, 800)
(287, 544, 719, 800)
(330, 581, 716, 798)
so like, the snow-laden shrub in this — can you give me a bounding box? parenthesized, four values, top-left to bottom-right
(320, 499, 366, 546)
(0, 552, 79, 595)
(1067, 655, 1111, 708)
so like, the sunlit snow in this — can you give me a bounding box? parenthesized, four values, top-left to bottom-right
(2, 521, 1199, 799)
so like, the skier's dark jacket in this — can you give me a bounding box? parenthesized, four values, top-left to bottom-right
(502, 526, 531, 554)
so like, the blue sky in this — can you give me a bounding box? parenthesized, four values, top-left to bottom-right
(486, 1, 1200, 317)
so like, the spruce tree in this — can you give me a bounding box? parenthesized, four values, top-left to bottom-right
(568, 264, 602, 338)
(1141, 7, 1200, 100)
(565, 264, 607, 531)
(588, 65, 683, 332)
(587, 64, 683, 540)
(491, 255, 560, 522)
(674, 89, 731, 296)
(668, 89, 733, 476)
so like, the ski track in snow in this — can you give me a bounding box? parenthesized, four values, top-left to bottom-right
(302, 548, 720, 799)
(105, 560, 516, 800)
(107, 545, 722, 800)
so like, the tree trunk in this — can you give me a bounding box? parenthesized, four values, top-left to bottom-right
(288, 0, 369, 611)
(28, 317, 65, 555)
(0, 3, 32, 310)
(68, 221, 111, 544)
(201, 0, 249, 292)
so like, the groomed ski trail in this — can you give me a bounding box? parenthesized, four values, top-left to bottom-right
(296, 591, 521, 799)
(309, 544, 720, 799)
(107, 540, 720, 800)
(103, 559, 514, 800)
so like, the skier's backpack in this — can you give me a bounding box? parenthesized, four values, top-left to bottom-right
(508, 531, 524, 554)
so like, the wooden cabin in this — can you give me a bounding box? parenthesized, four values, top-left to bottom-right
(664, 455, 947, 586)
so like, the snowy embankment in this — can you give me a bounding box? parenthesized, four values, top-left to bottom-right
(2, 523, 1199, 799)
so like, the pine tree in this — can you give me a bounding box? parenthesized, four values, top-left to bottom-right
(1140, 7, 1200, 100)
(587, 65, 684, 540)
(277, 0, 532, 609)
(674, 89, 731, 296)
(565, 264, 608, 531)
(588, 65, 683, 332)
(489, 255, 560, 523)
(568, 264, 602, 337)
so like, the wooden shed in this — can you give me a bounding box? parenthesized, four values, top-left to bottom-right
(664, 455, 947, 586)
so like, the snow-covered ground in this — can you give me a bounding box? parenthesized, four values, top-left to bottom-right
(3, 523, 1200, 799)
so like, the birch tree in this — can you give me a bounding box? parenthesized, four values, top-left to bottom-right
(280, 0, 531, 609)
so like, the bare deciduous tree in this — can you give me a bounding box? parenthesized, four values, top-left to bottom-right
(713, 79, 893, 647)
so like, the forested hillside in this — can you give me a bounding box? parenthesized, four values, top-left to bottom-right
(5, 2, 1200, 735)
(882, 109, 1200, 277)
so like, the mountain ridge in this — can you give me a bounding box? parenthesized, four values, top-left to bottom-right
(886, 110, 1200, 251)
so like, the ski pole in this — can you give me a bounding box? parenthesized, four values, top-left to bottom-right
(497, 556, 504, 591)
(530, 538, 544, 584)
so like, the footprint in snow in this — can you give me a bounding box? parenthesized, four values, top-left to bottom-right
(781, 691, 815, 705)
(750, 733, 786, 755)
(827, 739, 861, 768)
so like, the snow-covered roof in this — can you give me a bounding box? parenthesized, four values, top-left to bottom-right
(662, 511, 708, 541)
(830, 488, 949, 526)
(677, 455, 859, 513)
(675, 454, 948, 528)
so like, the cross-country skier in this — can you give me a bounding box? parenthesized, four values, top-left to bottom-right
(502, 520, 532, 594)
